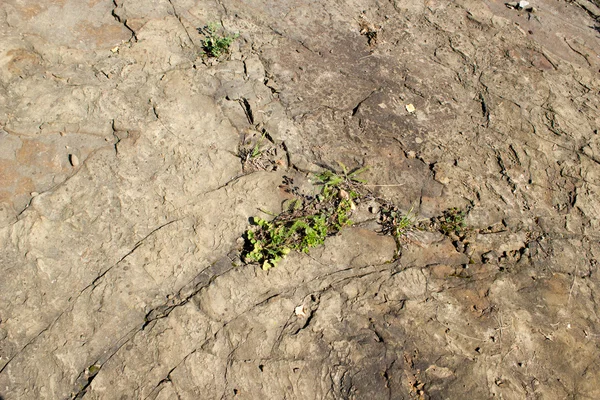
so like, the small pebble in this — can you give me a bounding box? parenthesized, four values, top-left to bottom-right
(294, 305, 307, 317)
(455, 242, 465, 252)
(69, 154, 79, 167)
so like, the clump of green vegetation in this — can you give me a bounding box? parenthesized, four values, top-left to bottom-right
(378, 205, 417, 257)
(242, 164, 467, 270)
(379, 206, 416, 238)
(198, 23, 238, 58)
(244, 214, 328, 270)
(439, 207, 466, 236)
(243, 164, 367, 270)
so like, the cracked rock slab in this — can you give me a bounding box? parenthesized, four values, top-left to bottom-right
(1, 0, 600, 399)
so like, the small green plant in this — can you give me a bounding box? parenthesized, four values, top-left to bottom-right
(315, 162, 369, 188)
(379, 205, 417, 257)
(198, 23, 238, 58)
(239, 133, 265, 162)
(243, 165, 367, 270)
(238, 132, 283, 172)
(250, 142, 262, 159)
(439, 207, 466, 236)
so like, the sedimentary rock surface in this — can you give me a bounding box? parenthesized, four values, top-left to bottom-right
(1, 0, 599, 398)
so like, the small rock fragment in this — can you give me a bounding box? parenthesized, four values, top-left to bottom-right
(69, 154, 79, 167)
(294, 305, 307, 318)
(506, 1, 530, 10)
(482, 251, 498, 264)
(369, 204, 380, 214)
(454, 241, 465, 252)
